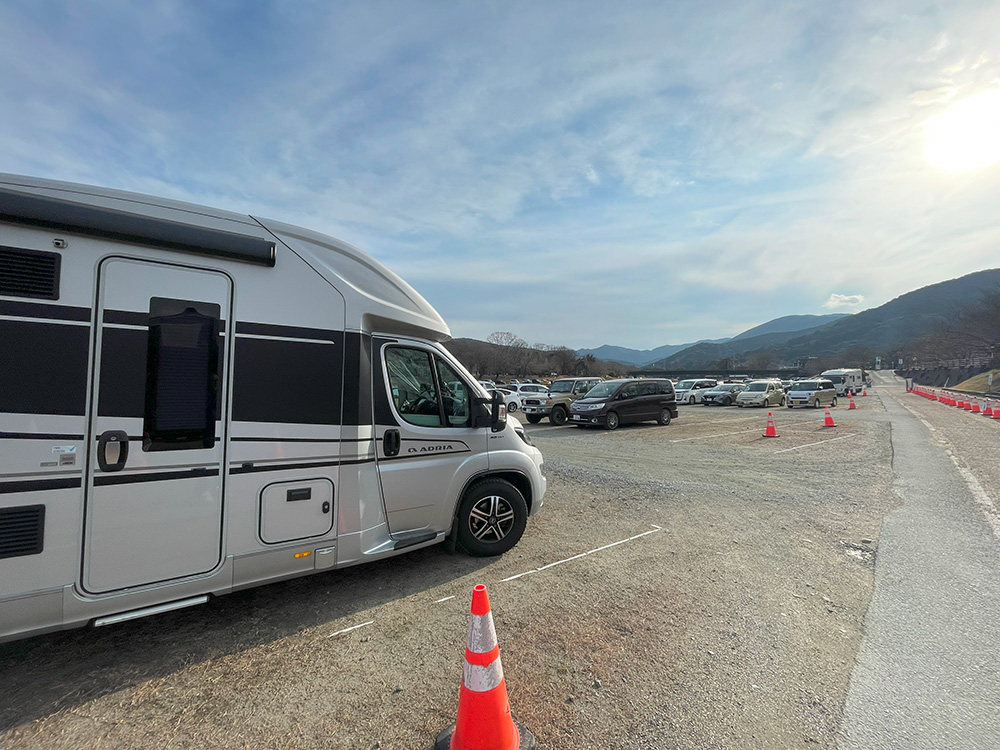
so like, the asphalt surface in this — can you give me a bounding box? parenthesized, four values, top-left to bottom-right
(840, 373, 1000, 749)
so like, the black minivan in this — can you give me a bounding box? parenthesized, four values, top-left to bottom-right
(569, 378, 678, 430)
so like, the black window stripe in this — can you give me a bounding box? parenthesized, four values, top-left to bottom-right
(0, 320, 89, 416)
(0, 477, 82, 494)
(0, 300, 91, 322)
(236, 321, 340, 342)
(0, 432, 85, 440)
(93, 468, 220, 486)
(230, 459, 342, 475)
(102, 309, 228, 332)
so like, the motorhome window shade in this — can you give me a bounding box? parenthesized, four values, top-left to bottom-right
(143, 297, 220, 451)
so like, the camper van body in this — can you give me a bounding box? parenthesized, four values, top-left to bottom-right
(0, 174, 545, 643)
(820, 369, 864, 396)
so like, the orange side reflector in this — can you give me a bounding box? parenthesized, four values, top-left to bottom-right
(294, 551, 312, 559)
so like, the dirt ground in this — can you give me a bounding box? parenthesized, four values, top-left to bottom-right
(1, 395, 900, 749)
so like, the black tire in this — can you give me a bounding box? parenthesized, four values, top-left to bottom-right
(605, 411, 620, 430)
(688, 396, 695, 404)
(525, 414, 542, 424)
(657, 408, 672, 426)
(723, 396, 732, 406)
(779, 396, 786, 406)
(787, 403, 794, 409)
(455, 478, 528, 557)
(813, 398, 821, 409)
(832, 396, 838, 407)
(507, 402, 518, 412)
(549, 406, 568, 425)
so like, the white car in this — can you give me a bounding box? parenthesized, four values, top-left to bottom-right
(674, 378, 718, 404)
(492, 388, 522, 413)
(506, 383, 549, 397)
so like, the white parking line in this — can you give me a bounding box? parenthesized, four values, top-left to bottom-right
(434, 595, 456, 603)
(773, 434, 856, 454)
(499, 525, 662, 582)
(327, 620, 375, 638)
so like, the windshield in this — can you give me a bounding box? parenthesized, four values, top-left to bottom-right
(585, 381, 622, 399)
(790, 381, 819, 391)
(549, 381, 574, 393)
(746, 383, 767, 392)
(708, 385, 730, 392)
(676, 380, 697, 390)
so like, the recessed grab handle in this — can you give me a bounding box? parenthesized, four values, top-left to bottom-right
(97, 430, 130, 472)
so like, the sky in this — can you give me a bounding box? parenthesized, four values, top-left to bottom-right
(2, 1, 999, 350)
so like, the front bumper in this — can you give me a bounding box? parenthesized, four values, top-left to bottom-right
(570, 411, 606, 425)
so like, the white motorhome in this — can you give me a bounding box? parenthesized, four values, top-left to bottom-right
(0, 174, 545, 643)
(820, 369, 864, 396)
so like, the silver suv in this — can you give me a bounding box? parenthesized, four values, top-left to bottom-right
(522, 377, 603, 425)
(786, 379, 838, 409)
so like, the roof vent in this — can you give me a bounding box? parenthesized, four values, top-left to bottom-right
(0, 245, 61, 300)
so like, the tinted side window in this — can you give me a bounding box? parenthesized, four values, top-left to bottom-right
(658, 381, 674, 395)
(639, 382, 657, 396)
(143, 297, 220, 451)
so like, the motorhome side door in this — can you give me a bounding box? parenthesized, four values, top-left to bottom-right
(83, 258, 232, 593)
(374, 342, 488, 534)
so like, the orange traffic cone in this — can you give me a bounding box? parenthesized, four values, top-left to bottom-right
(993, 401, 1000, 420)
(848, 394, 857, 410)
(862, 386, 868, 397)
(435, 585, 535, 750)
(823, 406, 836, 427)
(983, 401, 994, 417)
(972, 399, 981, 414)
(964, 398, 973, 411)
(763, 412, 778, 438)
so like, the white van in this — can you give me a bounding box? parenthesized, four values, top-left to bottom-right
(0, 174, 545, 642)
(820, 369, 864, 396)
(674, 378, 718, 404)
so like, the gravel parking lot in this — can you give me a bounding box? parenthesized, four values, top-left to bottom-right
(0, 390, 919, 749)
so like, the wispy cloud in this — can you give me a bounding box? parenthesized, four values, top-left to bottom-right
(823, 294, 866, 310)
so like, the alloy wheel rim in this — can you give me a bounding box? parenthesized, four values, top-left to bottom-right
(468, 495, 515, 542)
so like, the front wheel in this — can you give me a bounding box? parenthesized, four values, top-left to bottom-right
(455, 479, 528, 557)
(779, 396, 786, 406)
(688, 396, 696, 404)
(657, 408, 672, 426)
(605, 411, 620, 430)
(507, 402, 518, 412)
(723, 396, 732, 406)
(832, 396, 838, 407)
(813, 399, 821, 408)
(525, 414, 542, 424)
(549, 406, 568, 425)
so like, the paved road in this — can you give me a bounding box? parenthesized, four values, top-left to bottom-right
(841, 373, 1000, 749)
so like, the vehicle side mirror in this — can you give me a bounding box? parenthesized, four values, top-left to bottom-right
(473, 392, 506, 430)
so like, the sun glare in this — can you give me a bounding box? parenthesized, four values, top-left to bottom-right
(925, 90, 1000, 171)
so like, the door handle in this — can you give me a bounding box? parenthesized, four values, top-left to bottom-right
(97, 430, 130, 472)
(383, 429, 401, 457)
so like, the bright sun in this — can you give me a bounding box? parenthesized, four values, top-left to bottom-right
(925, 90, 1000, 171)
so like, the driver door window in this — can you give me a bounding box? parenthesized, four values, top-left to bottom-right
(385, 348, 442, 427)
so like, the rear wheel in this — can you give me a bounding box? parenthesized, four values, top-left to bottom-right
(813, 398, 821, 408)
(525, 414, 542, 424)
(779, 396, 786, 406)
(657, 408, 672, 426)
(832, 396, 838, 407)
(549, 406, 568, 425)
(688, 396, 696, 404)
(723, 396, 732, 406)
(455, 479, 528, 557)
(507, 402, 518, 412)
(605, 411, 620, 430)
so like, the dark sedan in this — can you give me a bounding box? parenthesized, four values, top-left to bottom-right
(701, 382, 746, 406)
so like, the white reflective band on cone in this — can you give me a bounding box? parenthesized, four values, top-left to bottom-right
(467, 612, 498, 654)
(463, 657, 505, 692)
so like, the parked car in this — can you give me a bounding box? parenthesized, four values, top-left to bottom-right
(786, 379, 839, 408)
(570, 378, 677, 430)
(701, 382, 746, 406)
(674, 378, 718, 404)
(736, 380, 785, 407)
(507, 383, 549, 397)
(522, 377, 603, 424)
(491, 388, 522, 412)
